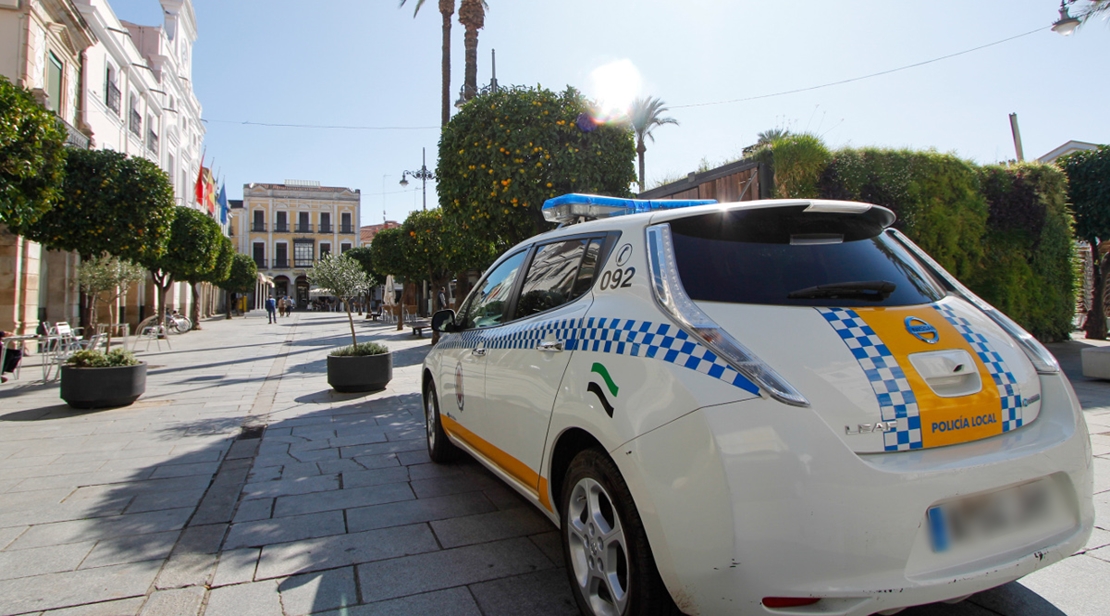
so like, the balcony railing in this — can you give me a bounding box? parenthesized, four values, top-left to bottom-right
(251, 222, 267, 232)
(318, 224, 333, 234)
(128, 108, 141, 136)
(57, 117, 90, 149)
(339, 225, 355, 234)
(295, 223, 313, 233)
(274, 223, 289, 233)
(272, 259, 289, 269)
(254, 258, 267, 268)
(293, 258, 314, 268)
(146, 129, 159, 154)
(106, 81, 121, 114)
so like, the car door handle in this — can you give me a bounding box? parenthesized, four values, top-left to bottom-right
(471, 348, 487, 357)
(537, 341, 563, 353)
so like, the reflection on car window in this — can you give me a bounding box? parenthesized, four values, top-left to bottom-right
(514, 239, 592, 320)
(460, 251, 527, 329)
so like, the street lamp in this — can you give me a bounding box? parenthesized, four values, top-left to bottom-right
(455, 49, 500, 109)
(399, 147, 435, 211)
(1052, 0, 1080, 35)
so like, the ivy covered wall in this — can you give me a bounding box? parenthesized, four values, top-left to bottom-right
(760, 138, 1075, 341)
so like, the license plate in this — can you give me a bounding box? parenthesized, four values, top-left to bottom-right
(927, 478, 1058, 553)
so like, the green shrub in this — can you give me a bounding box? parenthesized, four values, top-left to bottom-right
(972, 164, 1075, 341)
(330, 342, 389, 357)
(67, 348, 140, 368)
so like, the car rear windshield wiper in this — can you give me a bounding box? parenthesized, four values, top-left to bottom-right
(787, 280, 896, 301)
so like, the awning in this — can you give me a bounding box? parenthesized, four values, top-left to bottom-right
(257, 272, 274, 287)
(308, 287, 333, 298)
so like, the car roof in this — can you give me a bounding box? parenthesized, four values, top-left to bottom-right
(515, 198, 895, 250)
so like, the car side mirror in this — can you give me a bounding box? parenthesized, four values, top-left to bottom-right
(432, 309, 457, 333)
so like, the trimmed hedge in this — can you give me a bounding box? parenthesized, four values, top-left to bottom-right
(762, 139, 1075, 341)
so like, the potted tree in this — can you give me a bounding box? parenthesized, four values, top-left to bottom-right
(61, 254, 149, 409)
(309, 254, 391, 392)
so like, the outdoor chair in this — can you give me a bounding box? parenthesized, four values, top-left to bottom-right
(134, 316, 171, 353)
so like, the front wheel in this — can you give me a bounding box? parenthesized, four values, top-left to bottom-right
(561, 449, 679, 616)
(424, 380, 460, 463)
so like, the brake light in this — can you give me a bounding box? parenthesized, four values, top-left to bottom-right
(888, 229, 1060, 374)
(646, 223, 810, 407)
(763, 597, 821, 608)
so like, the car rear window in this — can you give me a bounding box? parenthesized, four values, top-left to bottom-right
(668, 206, 946, 307)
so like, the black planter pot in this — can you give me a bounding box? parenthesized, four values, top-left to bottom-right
(327, 352, 392, 393)
(60, 363, 147, 409)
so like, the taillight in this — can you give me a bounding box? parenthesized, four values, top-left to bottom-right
(763, 597, 821, 608)
(646, 223, 810, 407)
(888, 229, 1061, 374)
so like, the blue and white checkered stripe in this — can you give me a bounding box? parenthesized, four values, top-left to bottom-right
(437, 317, 760, 395)
(818, 308, 922, 451)
(934, 303, 1022, 432)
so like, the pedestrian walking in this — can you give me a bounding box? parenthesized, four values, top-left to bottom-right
(265, 296, 277, 323)
(437, 286, 448, 311)
(285, 297, 294, 316)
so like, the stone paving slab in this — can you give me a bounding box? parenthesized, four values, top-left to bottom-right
(0, 313, 1106, 615)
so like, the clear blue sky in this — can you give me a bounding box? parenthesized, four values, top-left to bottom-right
(108, 0, 1110, 227)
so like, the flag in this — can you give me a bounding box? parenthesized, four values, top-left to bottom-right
(218, 183, 228, 225)
(203, 168, 216, 215)
(194, 156, 206, 208)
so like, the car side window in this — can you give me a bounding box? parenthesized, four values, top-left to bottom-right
(459, 250, 528, 329)
(514, 238, 600, 320)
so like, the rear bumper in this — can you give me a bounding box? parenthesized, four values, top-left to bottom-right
(617, 371, 1093, 616)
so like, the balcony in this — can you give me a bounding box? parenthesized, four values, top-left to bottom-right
(254, 258, 267, 269)
(295, 223, 313, 234)
(318, 224, 333, 234)
(251, 222, 267, 232)
(128, 108, 141, 137)
(146, 128, 159, 154)
(340, 225, 355, 234)
(57, 117, 90, 150)
(293, 258, 314, 268)
(274, 223, 289, 233)
(106, 82, 121, 114)
(272, 259, 290, 269)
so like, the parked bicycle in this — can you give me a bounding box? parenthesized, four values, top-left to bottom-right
(165, 311, 193, 334)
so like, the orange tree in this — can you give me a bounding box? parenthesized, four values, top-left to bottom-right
(0, 76, 67, 228)
(192, 235, 235, 328)
(220, 253, 258, 318)
(13, 148, 174, 262)
(438, 85, 636, 252)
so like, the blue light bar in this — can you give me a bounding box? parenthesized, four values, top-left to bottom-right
(542, 193, 718, 224)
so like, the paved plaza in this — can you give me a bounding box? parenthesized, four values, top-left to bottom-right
(0, 310, 1106, 615)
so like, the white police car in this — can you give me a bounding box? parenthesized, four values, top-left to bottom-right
(422, 194, 1094, 616)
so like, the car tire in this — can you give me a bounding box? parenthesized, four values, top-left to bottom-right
(424, 379, 460, 463)
(560, 448, 680, 616)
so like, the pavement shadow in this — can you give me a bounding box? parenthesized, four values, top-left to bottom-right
(1, 389, 1077, 616)
(0, 404, 100, 422)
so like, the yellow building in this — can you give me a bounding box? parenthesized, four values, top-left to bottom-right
(231, 181, 361, 309)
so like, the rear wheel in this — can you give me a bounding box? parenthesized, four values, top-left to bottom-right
(561, 449, 679, 616)
(424, 380, 460, 463)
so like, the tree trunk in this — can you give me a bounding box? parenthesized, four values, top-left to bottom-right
(637, 138, 647, 193)
(346, 305, 359, 350)
(459, 0, 484, 100)
(1087, 240, 1107, 340)
(227, 291, 233, 319)
(439, 0, 454, 127)
(190, 282, 202, 330)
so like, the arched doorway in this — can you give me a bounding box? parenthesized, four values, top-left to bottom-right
(273, 276, 290, 300)
(295, 275, 309, 309)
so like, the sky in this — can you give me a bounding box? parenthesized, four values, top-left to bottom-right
(106, 0, 1110, 228)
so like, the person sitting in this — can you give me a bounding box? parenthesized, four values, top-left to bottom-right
(0, 330, 24, 383)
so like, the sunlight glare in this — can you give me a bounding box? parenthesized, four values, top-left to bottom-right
(589, 59, 642, 121)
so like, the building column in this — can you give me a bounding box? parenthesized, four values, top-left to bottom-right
(0, 226, 44, 335)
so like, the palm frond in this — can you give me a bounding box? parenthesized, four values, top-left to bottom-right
(629, 96, 679, 144)
(399, 0, 427, 17)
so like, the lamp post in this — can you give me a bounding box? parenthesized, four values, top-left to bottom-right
(455, 49, 500, 109)
(1052, 0, 1081, 35)
(399, 147, 436, 211)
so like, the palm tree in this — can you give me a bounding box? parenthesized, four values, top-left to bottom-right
(756, 128, 790, 146)
(458, 0, 488, 100)
(400, 0, 455, 127)
(629, 96, 679, 193)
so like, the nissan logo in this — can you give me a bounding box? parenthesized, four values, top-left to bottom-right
(905, 316, 939, 344)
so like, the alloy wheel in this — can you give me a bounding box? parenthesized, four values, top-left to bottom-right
(567, 477, 630, 616)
